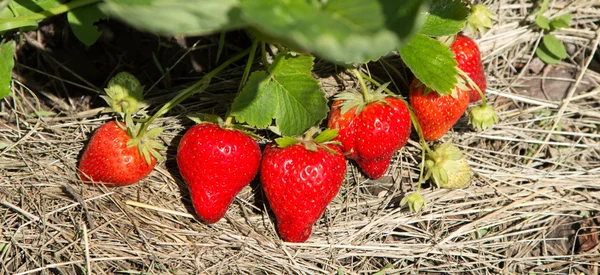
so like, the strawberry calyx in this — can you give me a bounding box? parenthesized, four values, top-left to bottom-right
(425, 142, 472, 189)
(468, 104, 499, 131)
(118, 115, 165, 166)
(101, 72, 147, 116)
(400, 191, 426, 213)
(275, 128, 341, 154)
(334, 82, 394, 116)
(467, 4, 496, 35)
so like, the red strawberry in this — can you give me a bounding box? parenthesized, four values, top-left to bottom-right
(177, 123, 261, 224)
(79, 121, 157, 186)
(409, 79, 469, 141)
(355, 155, 392, 179)
(328, 88, 411, 179)
(260, 134, 346, 243)
(451, 33, 486, 103)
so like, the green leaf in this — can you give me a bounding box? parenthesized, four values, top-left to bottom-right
(0, 41, 14, 99)
(0, 0, 62, 19)
(100, 0, 247, 36)
(535, 14, 550, 30)
(535, 44, 561, 64)
(313, 129, 338, 143)
(230, 71, 275, 128)
(0, 0, 11, 12)
(541, 34, 567, 59)
(0, 20, 38, 32)
(420, 0, 468, 36)
(399, 34, 458, 95)
(275, 136, 299, 148)
(550, 13, 572, 30)
(67, 3, 107, 46)
(231, 53, 329, 136)
(242, 0, 428, 64)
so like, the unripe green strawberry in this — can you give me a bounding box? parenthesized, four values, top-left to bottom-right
(425, 142, 472, 189)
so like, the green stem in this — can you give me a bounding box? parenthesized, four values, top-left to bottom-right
(224, 116, 233, 127)
(239, 39, 259, 92)
(359, 72, 395, 96)
(136, 47, 251, 139)
(261, 42, 268, 68)
(458, 68, 487, 106)
(352, 68, 371, 101)
(0, 0, 101, 24)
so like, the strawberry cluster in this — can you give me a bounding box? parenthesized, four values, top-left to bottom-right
(77, 33, 494, 243)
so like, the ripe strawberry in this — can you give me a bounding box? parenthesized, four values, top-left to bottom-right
(451, 33, 486, 103)
(177, 122, 261, 224)
(79, 121, 159, 186)
(260, 132, 346, 242)
(328, 87, 411, 179)
(409, 79, 469, 141)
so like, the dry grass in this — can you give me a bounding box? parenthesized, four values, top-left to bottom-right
(2, 0, 600, 274)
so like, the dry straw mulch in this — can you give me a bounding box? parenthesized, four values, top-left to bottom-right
(2, 0, 600, 274)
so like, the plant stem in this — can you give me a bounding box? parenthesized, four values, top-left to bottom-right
(458, 68, 487, 106)
(261, 42, 268, 68)
(239, 39, 259, 92)
(224, 116, 233, 126)
(0, 0, 101, 24)
(352, 68, 371, 101)
(136, 47, 251, 139)
(359, 72, 395, 96)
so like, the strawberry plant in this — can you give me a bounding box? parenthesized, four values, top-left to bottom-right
(533, 0, 573, 64)
(1, 0, 500, 240)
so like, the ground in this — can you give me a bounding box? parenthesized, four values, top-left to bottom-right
(1, 1, 600, 274)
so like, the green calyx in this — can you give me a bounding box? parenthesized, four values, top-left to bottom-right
(400, 191, 426, 213)
(102, 72, 147, 116)
(275, 128, 341, 154)
(425, 142, 472, 189)
(334, 82, 392, 116)
(121, 115, 165, 166)
(468, 4, 496, 35)
(468, 104, 499, 131)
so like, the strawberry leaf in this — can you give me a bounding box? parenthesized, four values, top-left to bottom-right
(535, 14, 551, 30)
(549, 13, 572, 30)
(420, 0, 469, 36)
(275, 136, 299, 148)
(231, 53, 328, 136)
(100, 0, 247, 36)
(67, 3, 107, 46)
(241, 0, 427, 63)
(0, 41, 14, 100)
(314, 129, 339, 143)
(399, 34, 458, 96)
(187, 113, 223, 125)
(541, 34, 567, 59)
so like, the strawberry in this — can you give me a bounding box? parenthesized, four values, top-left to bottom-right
(260, 130, 346, 242)
(409, 79, 469, 141)
(328, 85, 411, 179)
(79, 121, 160, 186)
(425, 142, 472, 189)
(177, 122, 261, 224)
(451, 33, 486, 103)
